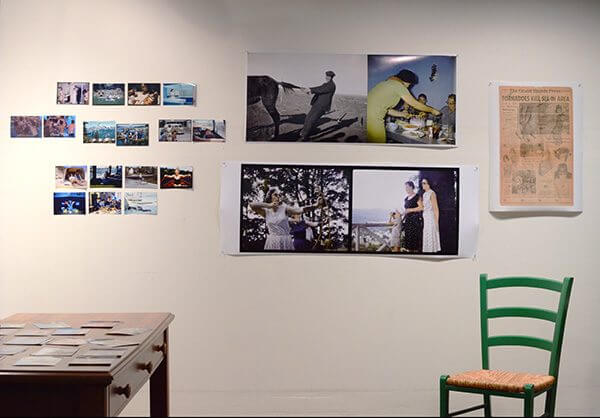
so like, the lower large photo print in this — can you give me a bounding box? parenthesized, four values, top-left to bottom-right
(220, 162, 478, 258)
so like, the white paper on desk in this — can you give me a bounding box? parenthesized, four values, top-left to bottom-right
(0, 346, 27, 355)
(52, 328, 89, 336)
(79, 349, 127, 358)
(106, 328, 148, 336)
(69, 358, 114, 366)
(89, 338, 140, 348)
(47, 338, 88, 346)
(32, 346, 79, 357)
(14, 356, 61, 366)
(33, 322, 71, 329)
(15, 329, 51, 337)
(5, 336, 51, 345)
(0, 323, 25, 329)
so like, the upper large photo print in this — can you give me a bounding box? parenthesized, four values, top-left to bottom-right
(246, 53, 367, 143)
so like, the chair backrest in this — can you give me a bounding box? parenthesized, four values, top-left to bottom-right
(479, 274, 573, 379)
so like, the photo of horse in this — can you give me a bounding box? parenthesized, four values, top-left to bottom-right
(246, 53, 367, 143)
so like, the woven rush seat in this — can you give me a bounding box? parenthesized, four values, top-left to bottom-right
(447, 370, 555, 393)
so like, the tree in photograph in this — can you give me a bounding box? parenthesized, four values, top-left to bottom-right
(240, 166, 350, 251)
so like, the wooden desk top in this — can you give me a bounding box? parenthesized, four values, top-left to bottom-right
(0, 313, 174, 384)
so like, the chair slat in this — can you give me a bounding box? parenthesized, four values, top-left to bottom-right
(487, 335, 553, 351)
(486, 277, 563, 292)
(487, 307, 557, 322)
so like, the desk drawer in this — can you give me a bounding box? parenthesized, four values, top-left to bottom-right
(109, 333, 166, 416)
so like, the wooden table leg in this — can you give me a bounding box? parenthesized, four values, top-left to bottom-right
(150, 329, 170, 417)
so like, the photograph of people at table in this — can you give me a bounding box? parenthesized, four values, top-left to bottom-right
(351, 168, 459, 255)
(367, 55, 457, 145)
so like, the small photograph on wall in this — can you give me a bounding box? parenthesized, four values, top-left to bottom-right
(54, 192, 85, 215)
(351, 168, 459, 255)
(90, 165, 123, 188)
(92, 83, 125, 105)
(55, 166, 88, 189)
(127, 83, 161, 106)
(56, 82, 90, 105)
(160, 166, 193, 189)
(83, 121, 116, 144)
(89, 192, 121, 215)
(10, 116, 42, 138)
(367, 55, 456, 145)
(43, 116, 76, 138)
(192, 119, 225, 142)
(124, 192, 157, 215)
(246, 52, 367, 142)
(240, 164, 351, 252)
(124, 166, 158, 189)
(116, 123, 149, 146)
(158, 119, 192, 142)
(163, 83, 196, 106)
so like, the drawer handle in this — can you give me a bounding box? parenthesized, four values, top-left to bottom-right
(153, 342, 167, 356)
(139, 361, 153, 374)
(114, 384, 131, 399)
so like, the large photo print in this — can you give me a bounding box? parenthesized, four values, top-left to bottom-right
(247, 53, 367, 143)
(351, 168, 459, 255)
(367, 55, 456, 145)
(240, 164, 351, 252)
(246, 53, 456, 146)
(222, 162, 478, 258)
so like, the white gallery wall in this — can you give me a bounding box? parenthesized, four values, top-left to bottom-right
(1, 0, 599, 415)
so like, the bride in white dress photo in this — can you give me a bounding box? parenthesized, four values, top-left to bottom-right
(420, 178, 441, 253)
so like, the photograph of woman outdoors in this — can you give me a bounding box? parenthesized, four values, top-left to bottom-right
(240, 165, 351, 252)
(248, 188, 324, 251)
(351, 168, 459, 255)
(367, 55, 457, 145)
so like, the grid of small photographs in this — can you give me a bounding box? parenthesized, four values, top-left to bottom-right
(10, 81, 227, 144)
(13, 80, 207, 219)
(52, 165, 193, 215)
(55, 82, 198, 107)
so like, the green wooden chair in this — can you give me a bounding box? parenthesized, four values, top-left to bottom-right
(440, 274, 573, 417)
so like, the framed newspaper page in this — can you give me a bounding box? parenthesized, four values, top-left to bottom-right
(489, 81, 582, 212)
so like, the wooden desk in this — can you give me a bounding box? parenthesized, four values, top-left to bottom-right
(0, 313, 174, 417)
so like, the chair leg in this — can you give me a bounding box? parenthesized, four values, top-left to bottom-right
(483, 394, 491, 417)
(440, 375, 450, 417)
(544, 386, 557, 417)
(523, 384, 534, 417)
